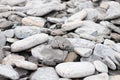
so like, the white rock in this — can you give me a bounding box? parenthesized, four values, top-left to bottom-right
(93, 60, 108, 73)
(0, 64, 19, 79)
(110, 75, 120, 80)
(104, 39, 115, 47)
(84, 73, 109, 80)
(59, 78, 72, 80)
(74, 47, 92, 57)
(112, 43, 120, 53)
(30, 67, 59, 80)
(56, 62, 95, 78)
(22, 16, 46, 27)
(11, 33, 49, 52)
(15, 60, 37, 70)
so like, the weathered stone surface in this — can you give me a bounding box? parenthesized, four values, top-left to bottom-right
(31, 45, 68, 66)
(93, 60, 108, 73)
(0, 64, 19, 80)
(83, 73, 109, 80)
(22, 16, 46, 27)
(56, 62, 95, 78)
(30, 67, 59, 80)
(14, 26, 40, 39)
(11, 33, 49, 52)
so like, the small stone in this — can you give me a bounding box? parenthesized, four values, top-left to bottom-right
(47, 17, 65, 23)
(22, 16, 46, 27)
(56, 62, 95, 78)
(0, 64, 19, 80)
(104, 39, 115, 47)
(100, 1, 109, 10)
(111, 18, 120, 25)
(15, 60, 37, 70)
(14, 26, 40, 39)
(11, 33, 49, 52)
(83, 73, 109, 80)
(59, 78, 72, 80)
(7, 38, 18, 43)
(74, 48, 92, 57)
(0, 32, 6, 48)
(65, 52, 77, 62)
(112, 43, 120, 53)
(15, 68, 28, 77)
(3, 29, 14, 38)
(110, 75, 120, 80)
(51, 29, 65, 36)
(93, 60, 108, 73)
(110, 33, 120, 41)
(30, 67, 59, 80)
(31, 45, 68, 66)
(51, 36, 73, 50)
(0, 20, 13, 29)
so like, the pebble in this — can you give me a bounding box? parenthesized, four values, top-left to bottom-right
(74, 48, 92, 57)
(56, 62, 95, 78)
(30, 67, 59, 80)
(110, 75, 120, 80)
(110, 33, 120, 41)
(22, 16, 46, 27)
(59, 78, 72, 80)
(11, 33, 49, 52)
(3, 29, 14, 38)
(83, 73, 109, 80)
(93, 60, 108, 73)
(111, 18, 120, 25)
(0, 64, 19, 80)
(14, 26, 40, 39)
(31, 45, 68, 66)
(0, 32, 6, 48)
(64, 52, 77, 62)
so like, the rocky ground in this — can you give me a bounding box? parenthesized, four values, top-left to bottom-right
(0, 0, 120, 80)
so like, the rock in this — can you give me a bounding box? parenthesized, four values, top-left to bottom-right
(56, 62, 95, 78)
(0, 76, 7, 80)
(0, 0, 26, 6)
(80, 55, 102, 62)
(61, 21, 83, 31)
(30, 67, 59, 80)
(11, 33, 49, 52)
(65, 52, 77, 62)
(66, 9, 87, 22)
(111, 18, 120, 25)
(110, 33, 120, 41)
(47, 17, 65, 23)
(7, 38, 18, 43)
(0, 20, 13, 29)
(59, 78, 72, 80)
(110, 75, 120, 80)
(22, 16, 46, 27)
(93, 44, 119, 68)
(0, 32, 6, 48)
(0, 64, 19, 79)
(104, 39, 115, 47)
(31, 45, 68, 66)
(2, 54, 25, 65)
(67, 38, 95, 49)
(8, 15, 22, 24)
(83, 73, 109, 80)
(51, 29, 65, 36)
(51, 36, 73, 50)
(26, 0, 66, 16)
(112, 43, 120, 53)
(3, 29, 14, 38)
(74, 48, 92, 57)
(14, 26, 40, 39)
(15, 68, 28, 77)
(100, 1, 109, 10)
(63, 33, 80, 38)
(93, 60, 108, 73)
(15, 60, 37, 70)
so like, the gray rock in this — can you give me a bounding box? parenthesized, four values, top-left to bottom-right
(0, 64, 19, 80)
(112, 43, 120, 53)
(56, 62, 95, 78)
(11, 33, 49, 52)
(26, 0, 66, 16)
(30, 67, 59, 80)
(14, 26, 40, 39)
(59, 78, 72, 80)
(111, 18, 120, 25)
(22, 16, 46, 27)
(0, 20, 13, 29)
(47, 17, 65, 23)
(0, 32, 6, 48)
(15, 68, 28, 77)
(74, 47, 92, 57)
(67, 38, 95, 49)
(51, 36, 73, 50)
(31, 45, 68, 66)
(93, 60, 108, 73)
(83, 73, 109, 80)
(4, 29, 14, 38)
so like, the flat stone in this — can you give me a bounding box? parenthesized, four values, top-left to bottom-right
(74, 48, 92, 57)
(31, 45, 68, 66)
(51, 36, 73, 50)
(14, 26, 40, 39)
(83, 73, 109, 80)
(30, 67, 59, 80)
(56, 62, 95, 78)
(11, 33, 49, 52)
(0, 64, 19, 80)
(51, 29, 65, 36)
(3, 29, 14, 38)
(22, 16, 46, 27)
(47, 17, 65, 23)
(65, 52, 77, 62)
(93, 60, 108, 73)
(67, 38, 95, 49)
